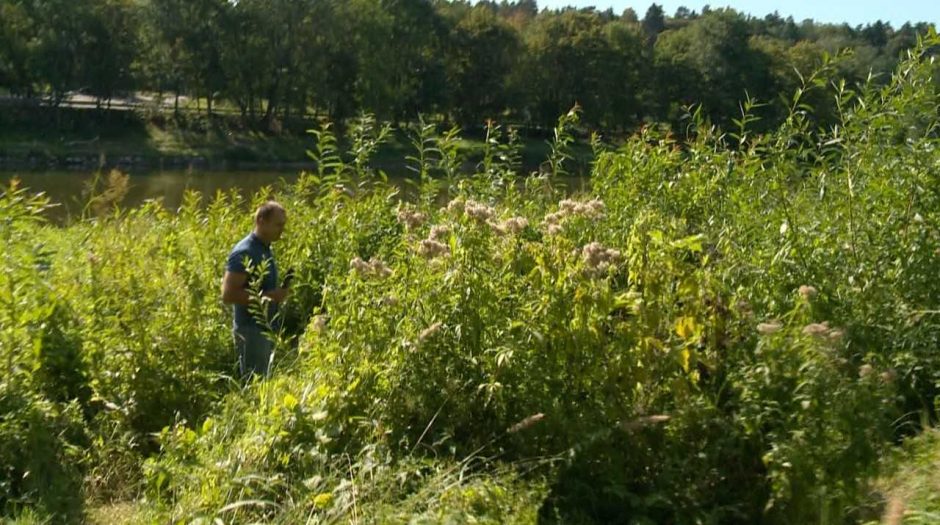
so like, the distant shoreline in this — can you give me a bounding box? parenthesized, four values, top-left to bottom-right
(0, 152, 321, 173)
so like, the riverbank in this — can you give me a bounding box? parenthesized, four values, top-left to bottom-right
(0, 105, 590, 173)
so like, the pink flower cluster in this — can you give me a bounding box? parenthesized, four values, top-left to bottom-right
(486, 216, 529, 237)
(858, 364, 897, 383)
(543, 198, 606, 234)
(349, 257, 393, 279)
(418, 223, 453, 259)
(446, 198, 466, 215)
(756, 319, 846, 345)
(501, 216, 529, 234)
(418, 239, 450, 259)
(581, 242, 622, 275)
(429, 225, 450, 242)
(465, 200, 496, 222)
(397, 206, 426, 230)
(442, 198, 527, 236)
(801, 321, 843, 342)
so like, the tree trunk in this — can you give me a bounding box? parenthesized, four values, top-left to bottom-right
(263, 89, 279, 125)
(298, 90, 307, 119)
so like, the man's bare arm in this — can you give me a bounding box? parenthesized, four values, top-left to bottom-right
(221, 271, 251, 305)
(221, 271, 290, 305)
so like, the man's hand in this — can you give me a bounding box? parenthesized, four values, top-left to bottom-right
(263, 287, 290, 303)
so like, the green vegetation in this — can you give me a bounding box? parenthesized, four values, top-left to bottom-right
(865, 429, 940, 525)
(2, 1, 935, 168)
(1, 29, 939, 525)
(0, 0, 935, 132)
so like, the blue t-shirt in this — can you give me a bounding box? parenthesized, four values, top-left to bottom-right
(226, 233, 279, 329)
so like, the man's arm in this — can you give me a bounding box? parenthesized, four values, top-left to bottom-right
(221, 271, 250, 305)
(221, 271, 290, 305)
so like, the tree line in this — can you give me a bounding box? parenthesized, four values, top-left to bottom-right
(0, 0, 934, 131)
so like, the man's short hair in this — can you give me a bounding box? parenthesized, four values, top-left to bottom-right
(255, 201, 286, 223)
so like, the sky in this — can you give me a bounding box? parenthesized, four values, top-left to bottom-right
(532, 1, 939, 27)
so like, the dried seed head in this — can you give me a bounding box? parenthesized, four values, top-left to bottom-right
(736, 300, 754, 318)
(465, 200, 495, 222)
(799, 321, 845, 344)
(582, 199, 606, 219)
(557, 198, 606, 220)
(507, 413, 545, 434)
(826, 329, 844, 343)
(397, 207, 426, 229)
(757, 322, 783, 335)
(418, 322, 442, 344)
(350, 257, 392, 278)
(880, 368, 897, 383)
(350, 257, 371, 275)
(859, 364, 874, 378)
(502, 216, 529, 234)
(620, 414, 671, 432)
(369, 259, 393, 278)
(418, 239, 450, 259)
(582, 242, 605, 266)
(446, 198, 465, 215)
(429, 225, 451, 242)
(798, 285, 818, 300)
(581, 242, 622, 275)
(802, 322, 831, 337)
(558, 199, 578, 214)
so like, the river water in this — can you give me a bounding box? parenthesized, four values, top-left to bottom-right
(1, 169, 304, 221)
(1, 169, 590, 222)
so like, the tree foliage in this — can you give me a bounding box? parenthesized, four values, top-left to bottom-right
(0, 0, 934, 132)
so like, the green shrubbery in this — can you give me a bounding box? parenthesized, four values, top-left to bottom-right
(0, 31, 938, 525)
(865, 428, 940, 524)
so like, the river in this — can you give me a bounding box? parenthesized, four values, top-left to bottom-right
(1, 168, 590, 222)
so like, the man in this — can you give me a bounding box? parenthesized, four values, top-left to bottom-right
(221, 201, 290, 378)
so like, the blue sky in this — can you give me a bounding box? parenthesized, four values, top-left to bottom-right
(532, 1, 939, 27)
